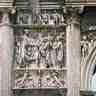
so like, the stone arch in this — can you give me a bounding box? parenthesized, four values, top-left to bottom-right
(81, 44, 96, 89)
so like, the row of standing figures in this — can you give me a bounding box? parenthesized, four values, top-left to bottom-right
(81, 36, 96, 60)
(33, 12, 65, 25)
(17, 11, 65, 25)
(15, 33, 65, 69)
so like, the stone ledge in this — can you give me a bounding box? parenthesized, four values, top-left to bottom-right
(80, 89, 96, 95)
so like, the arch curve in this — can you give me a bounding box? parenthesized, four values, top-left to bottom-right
(81, 44, 96, 89)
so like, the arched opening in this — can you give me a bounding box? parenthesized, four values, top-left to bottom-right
(81, 45, 96, 90)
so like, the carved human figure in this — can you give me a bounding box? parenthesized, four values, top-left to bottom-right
(32, 43, 40, 67)
(42, 71, 64, 88)
(81, 36, 89, 58)
(18, 13, 29, 24)
(15, 38, 22, 68)
(41, 10, 49, 25)
(88, 39, 94, 52)
(44, 36, 53, 68)
(52, 36, 64, 68)
(52, 10, 60, 25)
(56, 37, 64, 63)
(60, 14, 65, 24)
(24, 79, 34, 88)
(38, 13, 43, 24)
(51, 72, 64, 88)
(15, 71, 28, 88)
(22, 29, 29, 56)
(33, 13, 42, 24)
(20, 29, 30, 67)
(39, 39, 46, 68)
(24, 44, 33, 64)
(52, 38, 58, 67)
(41, 72, 52, 87)
(33, 14, 38, 24)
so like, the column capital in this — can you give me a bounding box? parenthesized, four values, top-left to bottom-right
(65, 5, 84, 25)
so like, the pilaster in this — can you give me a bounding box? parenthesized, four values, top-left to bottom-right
(0, 9, 14, 96)
(66, 6, 83, 96)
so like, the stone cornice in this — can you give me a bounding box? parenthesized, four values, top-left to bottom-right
(65, 0, 96, 6)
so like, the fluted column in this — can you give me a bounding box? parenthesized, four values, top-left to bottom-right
(66, 7, 82, 96)
(0, 10, 14, 96)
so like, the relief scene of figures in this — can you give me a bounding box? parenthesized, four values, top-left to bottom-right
(15, 70, 66, 89)
(14, 29, 66, 69)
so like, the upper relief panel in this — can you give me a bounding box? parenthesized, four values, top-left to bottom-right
(13, 0, 66, 26)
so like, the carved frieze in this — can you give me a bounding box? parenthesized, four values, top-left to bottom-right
(16, 9, 65, 25)
(14, 29, 66, 69)
(14, 28, 66, 89)
(15, 70, 66, 88)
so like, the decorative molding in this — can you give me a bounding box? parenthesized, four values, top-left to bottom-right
(65, 6, 84, 25)
(14, 28, 66, 89)
(65, 0, 96, 6)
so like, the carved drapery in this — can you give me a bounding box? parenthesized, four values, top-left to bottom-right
(12, 1, 67, 95)
(16, 9, 65, 25)
(81, 32, 96, 64)
(14, 27, 66, 89)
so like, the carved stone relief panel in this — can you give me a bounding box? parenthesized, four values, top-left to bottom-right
(40, 70, 66, 88)
(16, 9, 65, 25)
(14, 27, 66, 89)
(14, 28, 66, 69)
(14, 70, 66, 89)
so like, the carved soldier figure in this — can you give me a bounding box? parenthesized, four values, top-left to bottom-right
(17, 12, 29, 24)
(24, 44, 33, 64)
(51, 72, 63, 88)
(21, 29, 30, 67)
(52, 10, 60, 25)
(81, 36, 89, 58)
(24, 76, 35, 88)
(60, 14, 65, 24)
(52, 35, 64, 68)
(39, 37, 48, 68)
(56, 36, 64, 63)
(32, 41, 40, 67)
(44, 35, 53, 68)
(15, 37, 22, 68)
(41, 10, 49, 25)
(15, 71, 28, 88)
(41, 71, 52, 87)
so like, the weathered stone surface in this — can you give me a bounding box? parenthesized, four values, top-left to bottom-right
(66, 7, 81, 96)
(66, 22, 81, 96)
(0, 12, 14, 96)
